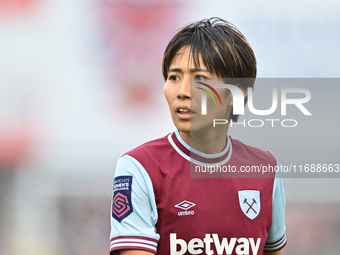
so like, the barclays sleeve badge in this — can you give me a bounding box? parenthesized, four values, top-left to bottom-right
(238, 190, 260, 220)
(112, 176, 133, 222)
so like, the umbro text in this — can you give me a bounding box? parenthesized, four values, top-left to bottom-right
(178, 211, 194, 216)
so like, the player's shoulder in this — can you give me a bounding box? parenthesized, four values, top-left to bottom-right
(230, 136, 277, 163)
(118, 133, 173, 188)
(123, 133, 172, 161)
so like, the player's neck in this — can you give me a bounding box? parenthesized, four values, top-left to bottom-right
(179, 127, 229, 154)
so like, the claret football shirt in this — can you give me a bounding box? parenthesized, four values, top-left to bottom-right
(110, 130, 287, 255)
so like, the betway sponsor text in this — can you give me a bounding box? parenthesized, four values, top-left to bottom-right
(170, 233, 261, 255)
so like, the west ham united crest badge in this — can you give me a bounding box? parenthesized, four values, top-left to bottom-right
(238, 190, 260, 220)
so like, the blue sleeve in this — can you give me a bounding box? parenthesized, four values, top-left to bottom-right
(264, 168, 287, 252)
(110, 155, 159, 254)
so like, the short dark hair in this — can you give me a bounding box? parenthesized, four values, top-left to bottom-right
(162, 17, 256, 122)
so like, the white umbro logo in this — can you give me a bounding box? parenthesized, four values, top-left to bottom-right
(174, 200, 196, 216)
(175, 200, 196, 210)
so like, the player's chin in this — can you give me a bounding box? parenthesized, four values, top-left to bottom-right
(174, 121, 190, 134)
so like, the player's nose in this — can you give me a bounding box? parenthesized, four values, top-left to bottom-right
(177, 76, 191, 100)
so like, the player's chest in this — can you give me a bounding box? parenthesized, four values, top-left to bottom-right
(155, 175, 273, 235)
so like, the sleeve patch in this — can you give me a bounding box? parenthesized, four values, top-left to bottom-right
(112, 176, 133, 222)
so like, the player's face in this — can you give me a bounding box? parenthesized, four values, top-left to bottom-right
(164, 46, 234, 137)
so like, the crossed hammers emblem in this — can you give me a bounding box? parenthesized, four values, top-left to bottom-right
(243, 198, 257, 214)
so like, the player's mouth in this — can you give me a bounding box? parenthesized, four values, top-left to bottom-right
(176, 106, 195, 119)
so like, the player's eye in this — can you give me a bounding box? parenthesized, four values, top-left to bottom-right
(168, 75, 180, 82)
(194, 75, 207, 81)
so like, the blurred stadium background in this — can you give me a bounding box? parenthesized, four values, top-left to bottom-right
(0, 0, 339, 254)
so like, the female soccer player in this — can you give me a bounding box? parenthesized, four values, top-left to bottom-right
(110, 17, 287, 255)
